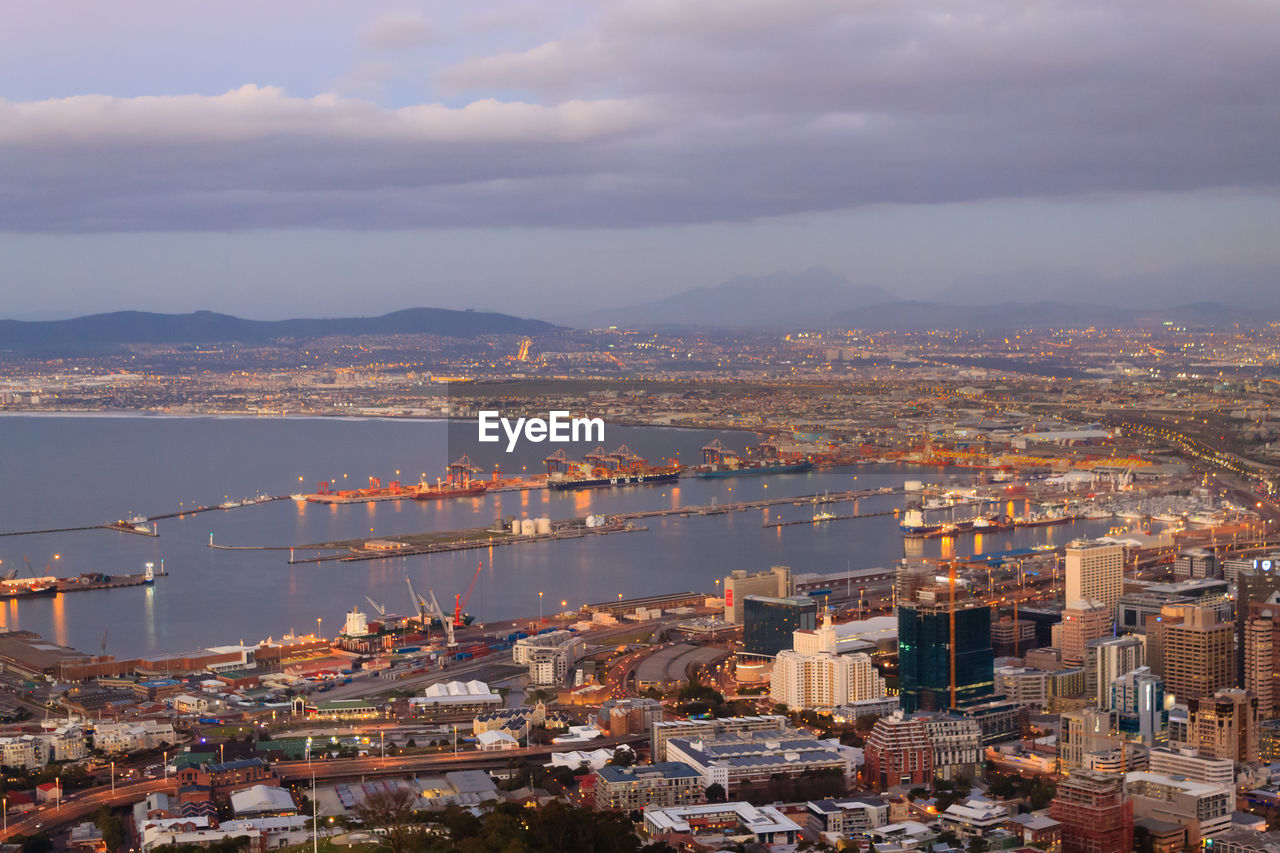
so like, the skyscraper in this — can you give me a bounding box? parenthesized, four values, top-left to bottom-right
(1110, 666, 1166, 746)
(1244, 594, 1280, 720)
(1156, 604, 1234, 704)
(1235, 562, 1280, 684)
(1061, 599, 1113, 668)
(1065, 540, 1125, 619)
(897, 583, 994, 713)
(1086, 634, 1145, 709)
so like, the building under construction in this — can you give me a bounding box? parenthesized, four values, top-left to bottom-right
(896, 581, 994, 713)
(1050, 769, 1133, 853)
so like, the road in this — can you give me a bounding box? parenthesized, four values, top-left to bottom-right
(0, 777, 177, 842)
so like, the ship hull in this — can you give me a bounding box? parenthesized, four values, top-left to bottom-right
(548, 471, 680, 491)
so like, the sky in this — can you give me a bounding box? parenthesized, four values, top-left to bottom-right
(1, 0, 1278, 321)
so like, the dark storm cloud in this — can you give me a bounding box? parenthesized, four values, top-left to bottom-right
(1, 0, 1277, 233)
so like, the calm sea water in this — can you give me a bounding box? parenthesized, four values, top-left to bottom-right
(0, 414, 1111, 657)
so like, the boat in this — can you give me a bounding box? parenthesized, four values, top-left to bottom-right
(219, 500, 241, 509)
(693, 460, 813, 478)
(899, 509, 945, 536)
(290, 493, 307, 501)
(813, 510, 836, 523)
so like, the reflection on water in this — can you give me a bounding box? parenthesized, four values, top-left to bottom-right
(0, 415, 1122, 657)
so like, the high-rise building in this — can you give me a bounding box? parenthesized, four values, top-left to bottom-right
(1235, 562, 1280, 684)
(742, 595, 816, 657)
(771, 650, 885, 711)
(897, 583, 994, 713)
(1244, 593, 1280, 720)
(1061, 600, 1113, 668)
(1065, 541, 1125, 618)
(1156, 605, 1234, 704)
(1086, 635, 1145, 709)
(918, 714, 984, 782)
(1110, 666, 1167, 746)
(1060, 707, 1118, 773)
(1189, 688, 1258, 765)
(771, 609, 886, 710)
(1050, 770, 1133, 853)
(864, 712, 933, 790)
(991, 616, 1039, 657)
(723, 566, 792, 623)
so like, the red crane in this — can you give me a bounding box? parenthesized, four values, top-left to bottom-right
(455, 562, 484, 625)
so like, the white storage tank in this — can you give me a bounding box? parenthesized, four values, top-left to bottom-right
(520, 518, 536, 536)
(904, 480, 923, 492)
(535, 517, 552, 535)
(584, 515, 597, 528)
(511, 518, 522, 533)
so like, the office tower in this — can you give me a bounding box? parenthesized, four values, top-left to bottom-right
(1236, 562, 1280, 684)
(897, 583, 994, 713)
(723, 566, 792, 623)
(1244, 593, 1280, 720)
(1050, 770, 1133, 853)
(1157, 605, 1234, 704)
(1061, 600, 1113, 668)
(742, 595, 816, 656)
(1065, 540, 1124, 617)
(991, 616, 1038, 657)
(1110, 667, 1167, 746)
(1189, 688, 1258, 764)
(1086, 635, 1145, 708)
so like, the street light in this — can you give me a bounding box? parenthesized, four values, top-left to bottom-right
(539, 591, 544, 623)
(111, 760, 115, 795)
(316, 617, 322, 639)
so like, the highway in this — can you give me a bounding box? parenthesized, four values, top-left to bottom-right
(0, 778, 177, 842)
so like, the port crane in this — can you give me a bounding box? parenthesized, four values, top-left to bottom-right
(364, 596, 387, 618)
(455, 563, 484, 626)
(427, 588, 457, 649)
(405, 577, 431, 637)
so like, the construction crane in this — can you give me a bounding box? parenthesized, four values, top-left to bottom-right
(426, 588, 457, 648)
(455, 563, 484, 626)
(364, 596, 387, 618)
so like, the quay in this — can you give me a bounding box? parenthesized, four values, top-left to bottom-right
(764, 508, 899, 528)
(615, 485, 900, 520)
(282, 519, 646, 564)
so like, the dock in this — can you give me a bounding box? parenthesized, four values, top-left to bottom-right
(764, 509, 898, 528)
(615, 486, 900, 521)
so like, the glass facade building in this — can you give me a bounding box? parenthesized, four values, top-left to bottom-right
(898, 596, 994, 713)
(742, 595, 817, 656)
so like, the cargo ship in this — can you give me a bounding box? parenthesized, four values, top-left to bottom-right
(544, 445, 680, 491)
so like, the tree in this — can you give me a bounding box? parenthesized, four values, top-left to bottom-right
(608, 746, 635, 767)
(405, 737, 416, 749)
(969, 837, 989, 853)
(705, 782, 727, 803)
(19, 835, 52, 853)
(93, 804, 126, 851)
(351, 786, 428, 853)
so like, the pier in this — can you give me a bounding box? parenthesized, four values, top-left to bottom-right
(764, 509, 899, 528)
(615, 486, 900, 520)
(0, 495, 288, 539)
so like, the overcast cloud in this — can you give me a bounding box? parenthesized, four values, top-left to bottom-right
(2, 0, 1277, 233)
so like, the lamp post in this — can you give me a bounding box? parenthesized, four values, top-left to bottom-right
(312, 770, 318, 853)
(110, 760, 115, 795)
(539, 591, 544, 623)
(380, 730, 385, 759)
(316, 617, 323, 639)
(163, 750, 168, 782)
(306, 736, 312, 767)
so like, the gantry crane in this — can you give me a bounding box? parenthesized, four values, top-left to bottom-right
(426, 588, 457, 648)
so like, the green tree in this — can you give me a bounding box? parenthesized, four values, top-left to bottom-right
(351, 786, 428, 853)
(705, 782, 727, 803)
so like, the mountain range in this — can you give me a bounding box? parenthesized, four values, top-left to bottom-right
(582, 267, 1279, 330)
(0, 308, 558, 353)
